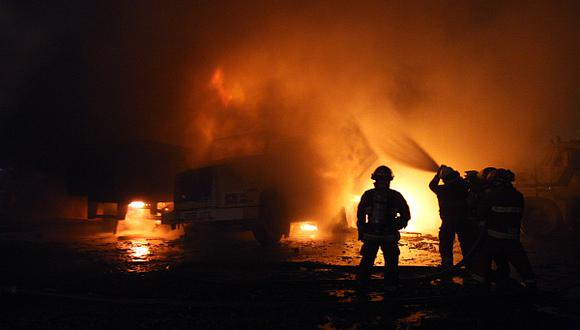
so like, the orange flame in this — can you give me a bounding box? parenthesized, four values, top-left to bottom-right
(299, 222, 318, 232)
(290, 221, 319, 239)
(210, 68, 245, 106)
(128, 201, 146, 209)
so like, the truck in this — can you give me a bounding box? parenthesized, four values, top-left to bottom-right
(163, 155, 289, 245)
(162, 124, 378, 245)
(516, 137, 580, 237)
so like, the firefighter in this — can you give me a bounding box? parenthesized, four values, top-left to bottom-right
(478, 167, 497, 186)
(476, 167, 512, 285)
(464, 169, 484, 228)
(464, 170, 480, 192)
(429, 165, 472, 269)
(470, 168, 537, 290)
(356, 165, 411, 292)
(463, 170, 484, 268)
(465, 168, 496, 239)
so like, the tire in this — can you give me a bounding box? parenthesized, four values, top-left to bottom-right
(252, 190, 288, 246)
(521, 197, 563, 238)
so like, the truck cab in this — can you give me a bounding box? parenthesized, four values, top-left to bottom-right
(162, 155, 289, 245)
(162, 121, 377, 245)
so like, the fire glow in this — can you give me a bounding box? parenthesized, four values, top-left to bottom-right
(344, 168, 440, 234)
(128, 201, 146, 209)
(210, 68, 245, 106)
(130, 241, 151, 260)
(200, 66, 444, 234)
(290, 221, 319, 239)
(299, 222, 318, 232)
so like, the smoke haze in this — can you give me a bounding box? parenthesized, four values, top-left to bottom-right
(2, 1, 579, 232)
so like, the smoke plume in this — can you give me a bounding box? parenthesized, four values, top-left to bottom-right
(3, 1, 579, 232)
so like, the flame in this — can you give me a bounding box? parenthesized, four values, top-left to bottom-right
(202, 68, 442, 234)
(210, 67, 245, 106)
(117, 203, 184, 240)
(290, 221, 319, 239)
(299, 222, 318, 232)
(128, 201, 146, 209)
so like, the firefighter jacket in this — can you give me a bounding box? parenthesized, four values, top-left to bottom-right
(477, 184, 524, 240)
(429, 176, 469, 218)
(357, 187, 410, 242)
(465, 178, 486, 220)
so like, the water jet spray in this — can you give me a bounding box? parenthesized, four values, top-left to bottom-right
(376, 135, 439, 173)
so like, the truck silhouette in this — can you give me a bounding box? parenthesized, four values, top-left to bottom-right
(516, 137, 580, 237)
(163, 124, 377, 245)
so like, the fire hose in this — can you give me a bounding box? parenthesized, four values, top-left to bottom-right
(400, 222, 487, 281)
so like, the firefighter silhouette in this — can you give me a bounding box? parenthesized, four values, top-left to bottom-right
(356, 165, 411, 292)
(429, 165, 472, 269)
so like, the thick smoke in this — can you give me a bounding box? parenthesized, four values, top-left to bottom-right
(3, 1, 579, 231)
(178, 1, 579, 229)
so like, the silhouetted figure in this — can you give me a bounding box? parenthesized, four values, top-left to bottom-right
(470, 169, 536, 290)
(463, 170, 484, 268)
(356, 165, 410, 293)
(464, 170, 480, 189)
(429, 165, 472, 269)
(474, 167, 511, 284)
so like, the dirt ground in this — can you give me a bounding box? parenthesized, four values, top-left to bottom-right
(1, 218, 579, 329)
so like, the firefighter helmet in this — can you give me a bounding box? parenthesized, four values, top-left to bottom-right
(478, 167, 497, 182)
(371, 165, 394, 181)
(464, 170, 478, 179)
(488, 168, 515, 185)
(440, 165, 460, 183)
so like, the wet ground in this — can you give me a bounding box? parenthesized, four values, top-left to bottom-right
(1, 215, 579, 329)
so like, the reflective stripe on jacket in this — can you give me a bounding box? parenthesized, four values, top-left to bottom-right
(491, 206, 522, 213)
(478, 185, 524, 236)
(487, 229, 519, 240)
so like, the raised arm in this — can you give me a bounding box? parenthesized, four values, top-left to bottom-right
(429, 173, 440, 193)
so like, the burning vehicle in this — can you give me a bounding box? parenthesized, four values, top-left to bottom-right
(517, 138, 580, 237)
(163, 124, 377, 245)
(163, 155, 289, 245)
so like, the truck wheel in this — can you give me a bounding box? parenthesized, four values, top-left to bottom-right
(252, 190, 288, 246)
(522, 197, 563, 238)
